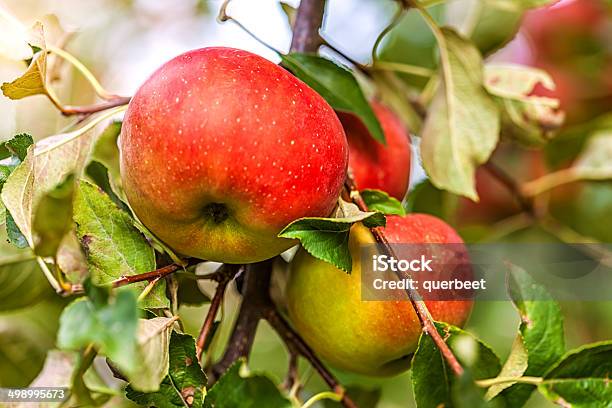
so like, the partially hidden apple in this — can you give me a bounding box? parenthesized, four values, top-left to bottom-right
(339, 101, 411, 200)
(120, 47, 348, 263)
(286, 214, 473, 376)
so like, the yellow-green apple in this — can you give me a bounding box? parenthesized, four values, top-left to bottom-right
(286, 214, 473, 376)
(120, 47, 348, 263)
(339, 101, 411, 200)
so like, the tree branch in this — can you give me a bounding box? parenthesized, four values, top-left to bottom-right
(483, 161, 535, 216)
(196, 264, 243, 361)
(345, 173, 464, 376)
(265, 308, 358, 408)
(68, 259, 199, 295)
(61, 96, 131, 116)
(210, 260, 273, 378)
(290, 0, 327, 53)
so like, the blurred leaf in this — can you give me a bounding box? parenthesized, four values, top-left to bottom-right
(403, 179, 451, 219)
(73, 180, 168, 309)
(545, 114, 612, 168)
(572, 132, 612, 180)
(176, 274, 210, 307)
(361, 189, 406, 216)
(451, 371, 492, 408)
(58, 291, 173, 392)
(420, 27, 500, 200)
(0, 299, 64, 387)
(203, 360, 291, 408)
(538, 341, 612, 407)
(91, 121, 123, 196)
(485, 336, 528, 400)
(281, 53, 385, 144)
(0, 22, 49, 101)
(32, 173, 75, 257)
(0, 226, 49, 311)
(484, 64, 564, 146)
(323, 386, 381, 408)
(412, 323, 501, 408)
(127, 332, 207, 408)
(58, 290, 139, 375)
(499, 264, 565, 406)
(279, 199, 385, 273)
(1, 51, 47, 100)
(376, 7, 444, 89)
(279, 2, 296, 27)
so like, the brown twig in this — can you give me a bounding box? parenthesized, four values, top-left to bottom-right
(265, 308, 358, 408)
(61, 96, 131, 116)
(345, 174, 464, 376)
(69, 262, 186, 295)
(196, 264, 243, 361)
(290, 0, 327, 53)
(483, 161, 535, 216)
(210, 260, 274, 378)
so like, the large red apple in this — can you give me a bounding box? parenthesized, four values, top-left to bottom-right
(339, 102, 411, 200)
(120, 47, 348, 263)
(286, 214, 473, 376)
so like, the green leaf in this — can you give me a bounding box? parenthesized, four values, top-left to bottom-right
(86, 160, 129, 211)
(5, 133, 34, 161)
(281, 53, 385, 144)
(278, 200, 385, 272)
(361, 189, 406, 216)
(127, 332, 207, 408)
(128, 316, 176, 392)
(203, 360, 291, 408)
(73, 180, 168, 309)
(571, 131, 612, 180)
(32, 173, 75, 257)
(499, 264, 565, 406)
(6, 211, 29, 248)
(485, 336, 529, 400)
(0, 226, 49, 311)
(411, 323, 501, 408)
(420, 27, 500, 200)
(538, 341, 612, 407)
(90, 121, 123, 196)
(57, 290, 139, 372)
(452, 371, 494, 408)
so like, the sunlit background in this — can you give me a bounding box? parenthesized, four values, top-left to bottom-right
(0, 0, 611, 407)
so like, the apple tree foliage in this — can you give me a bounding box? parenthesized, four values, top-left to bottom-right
(1, 0, 611, 407)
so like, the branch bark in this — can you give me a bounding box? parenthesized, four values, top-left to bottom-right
(290, 0, 326, 53)
(196, 264, 243, 360)
(210, 260, 273, 378)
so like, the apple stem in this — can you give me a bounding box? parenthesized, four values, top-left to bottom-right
(344, 173, 466, 377)
(196, 264, 243, 361)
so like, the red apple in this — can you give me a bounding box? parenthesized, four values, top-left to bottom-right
(286, 214, 473, 376)
(120, 47, 348, 263)
(339, 102, 411, 200)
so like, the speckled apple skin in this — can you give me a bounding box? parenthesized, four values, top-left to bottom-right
(120, 48, 348, 263)
(286, 214, 473, 376)
(340, 102, 411, 200)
